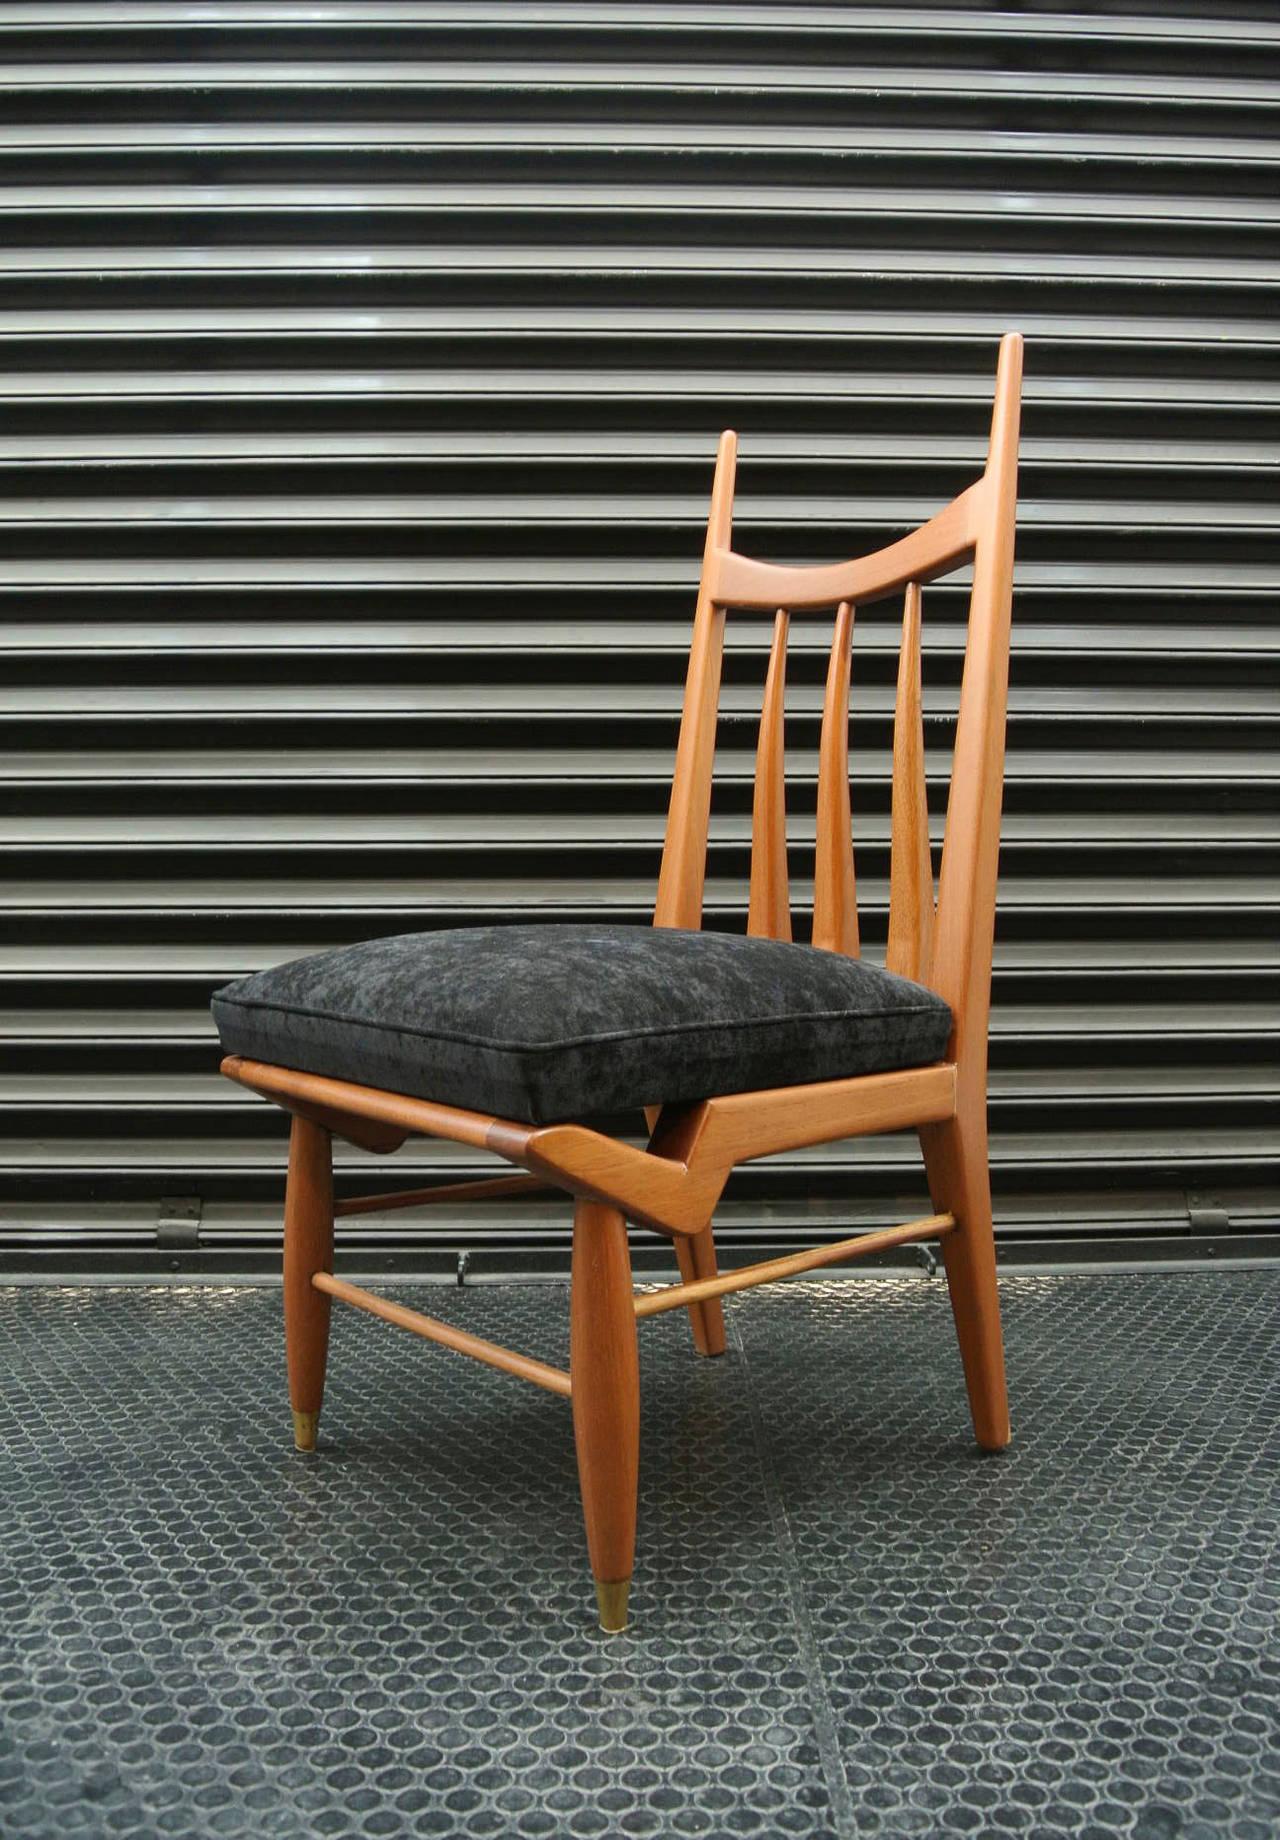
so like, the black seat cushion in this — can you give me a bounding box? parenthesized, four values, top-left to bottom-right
(212, 923, 952, 1127)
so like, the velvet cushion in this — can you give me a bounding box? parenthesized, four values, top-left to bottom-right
(212, 923, 952, 1127)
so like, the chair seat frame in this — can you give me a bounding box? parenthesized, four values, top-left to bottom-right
(221, 333, 1024, 1633)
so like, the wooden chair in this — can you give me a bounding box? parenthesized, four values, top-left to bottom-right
(216, 333, 1023, 1633)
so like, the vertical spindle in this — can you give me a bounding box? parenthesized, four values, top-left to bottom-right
(887, 581, 934, 982)
(748, 609, 792, 940)
(812, 600, 858, 956)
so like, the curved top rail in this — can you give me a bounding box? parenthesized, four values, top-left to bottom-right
(708, 477, 986, 613)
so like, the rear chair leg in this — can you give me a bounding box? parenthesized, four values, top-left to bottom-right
(675, 1225, 727, 1356)
(919, 1110, 1010, 1450)
(644, 1104, 725, 1356)
(570, 1199, 640, 1633)
(283, 1115, 334, 1450)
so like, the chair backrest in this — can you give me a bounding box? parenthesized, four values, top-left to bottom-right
(654, 332, 1023, 1108)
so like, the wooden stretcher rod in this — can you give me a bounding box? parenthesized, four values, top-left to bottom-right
(333, 1172, 547, 1217)
(632, 1212, 956, 1318)
(311, 1271, 573, 1398)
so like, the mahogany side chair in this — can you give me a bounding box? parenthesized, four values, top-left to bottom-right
(214, 333, 1023, 1633)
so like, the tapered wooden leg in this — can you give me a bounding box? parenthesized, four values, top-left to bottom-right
(570, 1199, 640, 1632)
(283, 1115, 334, 1451)
(918, 1108, 1010, 1451)
(675, 1225, 727, 1356)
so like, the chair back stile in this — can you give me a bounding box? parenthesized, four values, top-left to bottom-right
(930, 333, 1023, 1118)
(654, 333, 1024, 1109)
(652, 430, 737, 931)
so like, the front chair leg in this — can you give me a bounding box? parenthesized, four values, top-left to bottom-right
(570, 1199, 640, 1633)
(282, 1115, 334, 1450)
(918, 1110, 1010, 1451)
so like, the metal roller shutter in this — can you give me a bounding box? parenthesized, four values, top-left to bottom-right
(3, 2, 1276, 1270)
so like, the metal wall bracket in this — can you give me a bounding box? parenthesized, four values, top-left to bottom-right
(156, 1196, 202, 1250)
(914, 1243, 939, 1277)
(1186, 1192, 1231, 1235)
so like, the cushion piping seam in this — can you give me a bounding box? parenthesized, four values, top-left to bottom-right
(213, 991, 950, 1058)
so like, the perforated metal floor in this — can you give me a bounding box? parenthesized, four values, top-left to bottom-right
(2, 1270, 1277, 1839)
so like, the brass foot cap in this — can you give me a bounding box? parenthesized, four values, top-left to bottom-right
(594, 1578, 630, 1634)
(292, 1409, 320, 1452)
